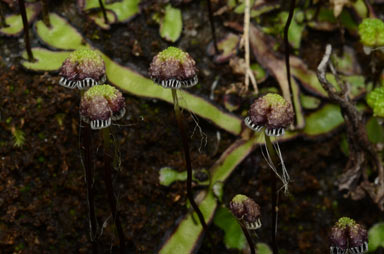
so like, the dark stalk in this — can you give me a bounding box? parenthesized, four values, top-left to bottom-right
(171, 89, 214, 253)
(81, 124, 99, 254)
(363, 0, 376, 18)
(102, 127, 125, 254)
(18, 0, 34, 61)
(40, 0, 51, 27)
(0, 1, 8, 28)
(283, 0, 295, 105)
(207, 0, 218, 54)
(265, 134, 279, 254)
(240, 223, 255, 254)
(98, 0, 109, 25)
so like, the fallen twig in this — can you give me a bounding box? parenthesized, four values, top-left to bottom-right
(317, 44, 384, 210)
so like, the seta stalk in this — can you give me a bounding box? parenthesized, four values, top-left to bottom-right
(229, 194, 261, 254)
(98, 0, 109, 25)
(81, 123, 99, 254)
(102, 127, 125, 254)
(40, 0, 50, 27)
(207, 0, 218, 54)
(240, 223, 255, 254)
(18, 0, 34, 61)
(283, 0, 295, 112)
(171, 90, 213, 249)
(0, 1, 8, 28)
(265, 134, 279, 254)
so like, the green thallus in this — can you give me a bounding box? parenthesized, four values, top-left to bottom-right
(329, 217, 368, 254)
(80, 84, 126, 129)
(59, 48, 106, 90)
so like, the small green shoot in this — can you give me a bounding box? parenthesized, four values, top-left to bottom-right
(12, 128, 25, 147)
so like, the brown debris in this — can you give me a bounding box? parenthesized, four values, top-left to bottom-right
(317, 44, 384, 210)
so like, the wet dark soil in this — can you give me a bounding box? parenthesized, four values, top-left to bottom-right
(1, 0, 384, 254)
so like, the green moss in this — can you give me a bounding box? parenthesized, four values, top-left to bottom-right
(358, 18, 384, 47)
(367, 86, 384, 117)
(157, 47, 188, 63)
(68, 48, 103, 65)
(85, 84, 117, 100)
(336, 217, 356, 228)
(232, 194, 248, 204)
(13, 129, 25, 147)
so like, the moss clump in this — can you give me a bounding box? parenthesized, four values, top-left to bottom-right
(84, 84, 117, 100)
(68, 48, 104, 65)
(367, 87, 384, 117)
(156, 47, 188, 63)
(358, 18, 384, 47)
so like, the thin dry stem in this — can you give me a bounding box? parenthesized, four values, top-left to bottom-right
(242, 0, 257, 95)
(317, 44, 384, 210)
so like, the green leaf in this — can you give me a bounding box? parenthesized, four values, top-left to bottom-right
(21, 48, 71, 71)
(300, 94, 321, 110)
(291, 64, 327, 97)
(107, 0, 140, 22)
(368, 222, 384, 252)
(366, 117, 384, 144)
(88, 10, 117, 30)
(82, 0, 140, 22)
(0, 3, 40, 36)
(34, 13, 84, 50)
(250, 63, 267, 83)
(303, 104, 344, 136)
(213, 206, 246, 250)
(159, 167, 187, 187)
(256, 243, 273, 254)
(160, 4, 182, 42)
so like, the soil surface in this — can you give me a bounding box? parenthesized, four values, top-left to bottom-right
(1, 0, 384, 254)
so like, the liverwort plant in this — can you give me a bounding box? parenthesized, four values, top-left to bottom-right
(59, 48, 106, 90)
(80, 84, 125, 129)
(329, 217, 368, 254)
(149, 47, 215, 248)
(229, 194, 262, 254)
(57, 48, 108, 252)
(230, 194, 262, 230)
(244, 93, 294, 189)
(80, 84, 126, 253)
(244, 93, 294, 254)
